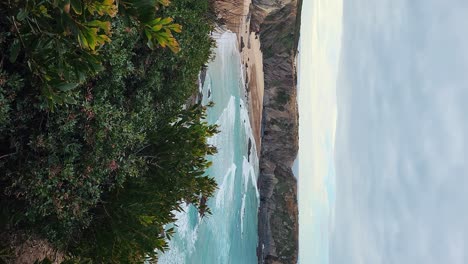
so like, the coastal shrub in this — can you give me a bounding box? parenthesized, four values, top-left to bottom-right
(71, 104, 218, 262)
(0, 0, 182, 109)
(0, 0, 217, 261)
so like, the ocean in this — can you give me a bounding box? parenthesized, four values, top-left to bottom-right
(158, 31, 259, 264)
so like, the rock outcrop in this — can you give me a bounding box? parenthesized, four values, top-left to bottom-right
(213, 0, 265, 154)
(254, 0, 301, 263)
(212, 0, 302, 262)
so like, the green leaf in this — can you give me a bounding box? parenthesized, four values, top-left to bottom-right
(63, 95, 78, 104)
(82, 28, 97, 50)
(91, 61, 104, 72)
(168, 23, 182, 33)
(144, 28, 152, 40)
(71, 0, 83, 14)
(148, 18, 162, 27)
(9, 39, 20, 63)
(17, 9, 28, 21)
(85, 20, 111, 33)
(159, 17, 173, 25)
(151, 24, 163, 32)
(157, 0, 171, 6)
(56, 82, 80, 91)
(77, 31, 89, 49)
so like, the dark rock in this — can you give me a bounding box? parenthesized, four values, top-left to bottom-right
(253, 0, 301, 263)
(248, 138, 252, 162)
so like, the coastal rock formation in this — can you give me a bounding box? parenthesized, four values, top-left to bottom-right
(253, 0, 301, 263)
(213, 0, 265, 154)
(210, 1, 301, 262)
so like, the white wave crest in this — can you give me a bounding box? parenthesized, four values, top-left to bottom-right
(240, 193, 246, 235)
(215, 163, 237, 208)
(158, 204, 199, 264)
(242, 156, 260, 200)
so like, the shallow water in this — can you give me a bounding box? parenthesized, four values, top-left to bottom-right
(158, 31, 259, 264)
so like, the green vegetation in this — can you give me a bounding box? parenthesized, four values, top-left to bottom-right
(275, 90, 290, 105)
(1, 0, 183, 109)
(0, 0, 218, 262)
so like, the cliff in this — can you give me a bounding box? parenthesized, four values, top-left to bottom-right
(211, 1, 301, 262)
(213, 0, 265, 153)
(253, 0, 301, 263)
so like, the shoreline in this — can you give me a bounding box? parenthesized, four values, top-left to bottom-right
(213, 0, 264, 155)
(213, 1, 301, 263)
(250, 1, 300, 263)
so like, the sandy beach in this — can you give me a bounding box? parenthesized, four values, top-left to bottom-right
(214, 0, 264, 154)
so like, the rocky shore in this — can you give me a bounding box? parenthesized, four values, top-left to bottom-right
(251, 0, 301, 263)
(215, 0, 302, 263)
(213, 0, 265, 154)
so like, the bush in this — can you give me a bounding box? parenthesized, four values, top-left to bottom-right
(71, 104, 218, 262)
(0, 0, 217, 261)
(0, 0, 183, 108)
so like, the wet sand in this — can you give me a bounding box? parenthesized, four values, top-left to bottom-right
(214, 0, 264, 154)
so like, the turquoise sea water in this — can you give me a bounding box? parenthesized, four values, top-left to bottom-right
(158, 31, 259, 264)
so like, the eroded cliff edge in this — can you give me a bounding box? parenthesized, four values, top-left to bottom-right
(253, 0, 302, 263)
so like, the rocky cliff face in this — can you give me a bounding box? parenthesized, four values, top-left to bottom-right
(254, 0, 301, 263)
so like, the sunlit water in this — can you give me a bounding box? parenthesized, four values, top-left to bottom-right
(158, 31, 259, 264)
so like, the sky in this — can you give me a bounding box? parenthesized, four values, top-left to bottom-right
(297, 0, 342, 262)
(299, 0, 468, 263)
